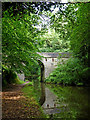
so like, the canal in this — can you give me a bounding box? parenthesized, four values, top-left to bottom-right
(33, 80, 89, 119)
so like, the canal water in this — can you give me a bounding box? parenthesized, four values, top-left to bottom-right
(33, 81, 89, 119)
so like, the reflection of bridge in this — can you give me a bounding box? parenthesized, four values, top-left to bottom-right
(38, 52, 71, 81)
(18, 52, 71, 81)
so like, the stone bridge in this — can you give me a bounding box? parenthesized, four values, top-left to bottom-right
(38, 52, 71, 82)
(18, 52, 71, 81)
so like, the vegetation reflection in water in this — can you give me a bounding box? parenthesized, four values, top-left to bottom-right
(33, 79, 89, 119)
(46, 84, 89, 119)
(33, 79, 41, 101)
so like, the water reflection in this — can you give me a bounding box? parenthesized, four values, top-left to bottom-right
(46, 84, 89, 119)
(39, 83, 46, 106)
(33, 79, 41, 101)
(33, 81, 89, 119)
(33, 80, 46, 105)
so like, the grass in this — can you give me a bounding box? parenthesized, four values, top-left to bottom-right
(21, 82, 47, 118)
(22, 83, 35, 98)
(16, 79, 25, 84)
(16, 78, 31, 84)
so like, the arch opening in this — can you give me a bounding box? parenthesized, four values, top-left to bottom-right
(38, 60, 45, 82)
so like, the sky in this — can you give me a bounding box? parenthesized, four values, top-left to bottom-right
(35, 3, 68, 30)
(61, 0, 68, 3)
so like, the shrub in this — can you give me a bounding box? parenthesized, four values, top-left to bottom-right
(2, 66, 18, 86)
(45, 58, 89, 86)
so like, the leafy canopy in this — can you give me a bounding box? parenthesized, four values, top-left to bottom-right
(2, 8, 41, 75)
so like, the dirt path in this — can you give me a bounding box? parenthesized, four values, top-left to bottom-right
(2, 82, 44, 119)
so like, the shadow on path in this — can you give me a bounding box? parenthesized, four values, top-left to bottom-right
(2, 81, 44, 118)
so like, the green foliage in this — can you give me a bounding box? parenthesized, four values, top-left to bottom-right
(16, 79, 26, 85)
(49, 3, 89, 66)
(2, 8, 42, 76)
(69, 3, 90, 65)
(45, 58, 89, 86)
(2, 66, 18, 86)
(38, 28, 70, 52)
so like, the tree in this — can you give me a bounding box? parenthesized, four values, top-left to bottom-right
(49, 2, 89, 65)
(38, 28, 70, 52)
(69, 3, 90, 66)
(2, 6, 41, 76)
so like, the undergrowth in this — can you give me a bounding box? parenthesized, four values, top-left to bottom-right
(2, 65, 26, 87)
(45, 58, 89, 86)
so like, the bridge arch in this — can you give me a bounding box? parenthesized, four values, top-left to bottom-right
(38, 60, 45, 82)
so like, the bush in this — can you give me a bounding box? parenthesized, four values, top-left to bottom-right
(45, 58, 89, 86)
(2, 66, 18, 86)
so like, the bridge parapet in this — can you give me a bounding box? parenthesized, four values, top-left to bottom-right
(37, 52, 71, 58)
